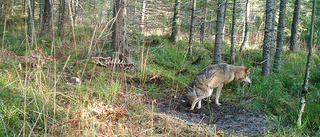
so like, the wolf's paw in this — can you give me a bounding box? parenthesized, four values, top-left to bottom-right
(190, 106, 195, 110)
(215, 102, 221, 106)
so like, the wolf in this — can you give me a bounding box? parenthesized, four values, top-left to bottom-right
(186, 63, 251, 110)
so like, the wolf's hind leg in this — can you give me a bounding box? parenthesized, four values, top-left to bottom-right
(207, 88, 214, 103)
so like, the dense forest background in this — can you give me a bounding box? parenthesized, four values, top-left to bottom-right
(0, 0, 320, 136)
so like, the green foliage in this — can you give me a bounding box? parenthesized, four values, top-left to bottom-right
(1, 0, 320, 136)
(2, 31, 320, 136)
(243, 51, 320, 135)
(0, 69, 54, 136)
(144, 37, 320, 135)
(94, 72, 122, 101)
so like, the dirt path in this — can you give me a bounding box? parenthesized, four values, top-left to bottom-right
(156, 96, 277, 136)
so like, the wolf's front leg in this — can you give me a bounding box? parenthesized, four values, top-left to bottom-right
(215, 84, 224, 106)
(197, 99, 202, 109)
(190, 98, 200, 110)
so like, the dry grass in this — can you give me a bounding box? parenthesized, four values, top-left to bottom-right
(48, 89, 222, 136)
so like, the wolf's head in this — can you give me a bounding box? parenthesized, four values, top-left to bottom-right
(186, 91, 197, 105)
(234, 66, 252, 84)
(185, 84, 196, 105)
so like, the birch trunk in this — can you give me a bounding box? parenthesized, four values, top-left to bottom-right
(297, 0, 315, 128)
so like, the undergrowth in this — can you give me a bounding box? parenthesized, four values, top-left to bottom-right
(1, 28, 320, 136)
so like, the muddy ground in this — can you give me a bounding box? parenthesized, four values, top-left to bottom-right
(155, 95, 277, 136)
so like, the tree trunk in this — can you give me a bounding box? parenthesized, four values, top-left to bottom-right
(297, 0, 315, 128)
(200, 0, 209, 43)
(273, 0, 287, 72)
(27, 0, 35, 41)
(213, 0, 225, 64)
(39, 0, 42, 28)
(222, 0, 228, 40)
(74, 0, 79, 25)
(112, 0, 128, 61)
(230, 0, 237, 65)
(188, 0, 197, 56)
(289, 0, 302, 53)
(240, 0, 249, 52)
(42, 0, 51, 35)
(140, 0, 146, 34)
(171, 0, 181, 43)
(58, 0, 66, 37)
(134, 0, 137, 13)
(262, 0, 273, 76)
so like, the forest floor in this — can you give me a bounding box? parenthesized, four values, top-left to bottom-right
(155, 94, 277, 136)
(4, 36, 319, 136)
(135, 75, 278, 136)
